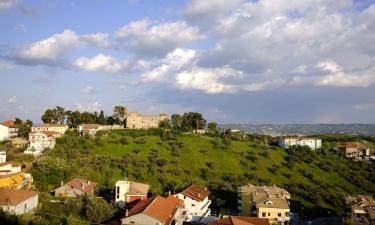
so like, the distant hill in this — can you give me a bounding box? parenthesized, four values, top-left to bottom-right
(219, 124, 375, 136)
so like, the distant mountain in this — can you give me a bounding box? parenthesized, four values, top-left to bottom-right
(219, 124, 375, 136)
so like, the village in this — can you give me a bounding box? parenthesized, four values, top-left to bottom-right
(0, 106, 374, 225)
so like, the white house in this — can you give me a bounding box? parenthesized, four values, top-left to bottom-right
(0, 187, 38, 215)
(24, 131, 61, 156)
(174, 184, 211, 222)
(279, 136, 322, 150)
(31, 124, 69, 135)
(78, 124, 104, 136)
(0, 151, 6, 163)
(0, 120, 18, 141)
(0, 162, 21, 176)
(115, 180, 150, 207)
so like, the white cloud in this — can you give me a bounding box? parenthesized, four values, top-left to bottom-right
(75, 101, 102, 112)
(7, 96, 17, 103)
(242, 79, 285, 91)
(0, 60, 14, 70)
(291, 65, 307, 74)
(175, 66, 243, 94)
(14, 23, 26, 32)
(0, 0, 17, 12)
(74, 54, 128, 74)
(82, 86, 95, 94)
(13, 29, 109, 63)
(115, 19, 202, 57)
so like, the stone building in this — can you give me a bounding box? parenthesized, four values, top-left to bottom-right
(125, 109, 168, 129)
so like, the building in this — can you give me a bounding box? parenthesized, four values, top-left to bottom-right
(174, 184, 211, 222)
(78, 124, 104, 136)
(0, 151, 6, 163)
(0, 171, 33, 189)
(115, 180, 150, 207)
(335, 142, 370, 160)
(11, 138, 29, 149)
(208, 216, 269, 225)
(31, 124, 69, 134)
(0, 187, 38, 215)
(24, 131, 61, 156)
(238, 184, 291, 225)
(121, 195, 184, 225)
(279, 136, 321, 150)
(0, 162, 21, 176)
(54, 178, 97, 197)
(0, 120, 18, 141)
(126, 112, 168, 129)
(345, 195, 375, 225)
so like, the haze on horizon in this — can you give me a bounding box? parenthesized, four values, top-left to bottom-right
(0, 0, 375, 124)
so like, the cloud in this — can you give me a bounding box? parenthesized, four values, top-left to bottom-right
(12, 29, 109, 65)
(7, 96, 17, 103)
(82, 86, 95, 94)
(0, 0, 17, 12)
(75, 101, 102, 112)
(0, 60, 14, 70)
(74, 54, 128, 74)
(14, 23, 26, 32)
(115, 19, 202, 57)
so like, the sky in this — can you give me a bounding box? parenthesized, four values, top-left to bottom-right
(0, 0, 375, 124)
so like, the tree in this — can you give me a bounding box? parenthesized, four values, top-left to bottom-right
(98, 110, 106, 125)
(66, 110, 81, 128)
(207, 122, 218, 134)
(171, 114, 182, 129)
(181, 112, 206, 132)
(41, 109, 54, 124)
(113, 105, 127, 125)
(85, 197, 114, 223)
(159, 119, 170, 129)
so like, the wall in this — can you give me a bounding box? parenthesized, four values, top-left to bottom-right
(121, 212, 162, 225)
(0, 124, 9, 141)
(1, 194, 38, 215)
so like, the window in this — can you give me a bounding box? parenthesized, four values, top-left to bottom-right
(278, 213, 282, 217)
(116, 186, 120, 199)
(262, 213, 266, 217)
(268, 213, 270, 216)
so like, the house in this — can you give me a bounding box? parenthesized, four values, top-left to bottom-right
(24, 131, 61, 156)
(121, 195, 184, 225)
(0, 120, 18, 141)
(31, 123, 69, 134)
(125, 111, 168, 129)
(0, 151, 6, 163)
(54, 178, 97, 197)
(0, 162, 21, 176)
(345, 195, 375, 225)
(208, 216, 269, 225)
(11, 137, 29, 148)
(279, 136, 321, 150)
(78, 124, 104, 136)
(0, 153, 33, 189)
(238, 184, 291, 225)
(0, 187, 38, 215)
(115, 180, 150, 207)
(174, 184, 211, 222)
(335, 142, 370, 160)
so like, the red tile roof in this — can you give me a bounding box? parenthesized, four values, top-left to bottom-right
(127, 195, 183, 224)
(66, 178, 97, 193)
(0, 187, 38, 206)
(40, 131, 61, 137)
(208, 217, 270, 225)
(180, 184, 210, 202)
(1, 120, 17, 128)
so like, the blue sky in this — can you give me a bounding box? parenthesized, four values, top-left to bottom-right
(1, 0, 375, 123)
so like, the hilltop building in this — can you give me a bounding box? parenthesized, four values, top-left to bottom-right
(238, 184, 291, 224)
(0, 187, 38, 215)
(25, 131, 61, 156)
(335, 142, 370, 160)
(54, 178, 97, 197)
(31, 124, 69, 134)
(0, 120, 18, 141)
(279, 136, 321, 150)
(174, 184, 211, 222)
(115, 180, 150, 207)
(345, 195, 375, 225)
(121, 195, 184, 225)
(125, 112, 168, 129)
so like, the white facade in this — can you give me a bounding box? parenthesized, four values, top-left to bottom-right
(25, 131, 60, 156)
(0, 124, 18, 141)
(0, 162, 21, 176)
(116, 180, 130, 203)
(31, 124, 68, 134)
(279, 137, 321, 150)
(0, 194, 38, 215)
(175, 193, 211, 222)
(0, 151, 6, 163)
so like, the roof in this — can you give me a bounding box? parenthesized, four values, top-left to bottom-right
(34, 124, 67, 128)
(180, 184, 210, 202)
(65, 178, 97, 193)
(208, 216, 269, 225)
(79, 124, 101, 127)
(283, 136, 320, 141)
(0, 187, 38, 206)
(256, 197, 290, 209)
(127, 195, 183, 224)
(127, 182, 150, 195)
(41, 131, 61, 137)
(1, 120, 17, 128)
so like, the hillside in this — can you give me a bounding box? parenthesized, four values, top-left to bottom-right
(23, 129, 373, 218)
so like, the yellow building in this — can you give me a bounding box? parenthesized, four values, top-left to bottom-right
(0, 172, 33, 189)
(125, 112, 168, 129)
(238, 184, 290, 225)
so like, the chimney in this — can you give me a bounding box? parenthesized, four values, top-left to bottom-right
(125, 209, 129, 217)
(61, 181, 64, 186)
(81, 182, 85, 189)
(168, 190, 171, 196)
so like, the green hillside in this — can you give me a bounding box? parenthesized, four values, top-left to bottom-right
(26, 129, 375, 217)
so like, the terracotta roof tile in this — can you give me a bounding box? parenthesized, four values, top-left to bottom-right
(180, 184, 210, 202)
(208, 216, 269, 225)
(0, 187, 38, 206)
(1, 120, 17, 128)
(66, 178, 97, 193)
